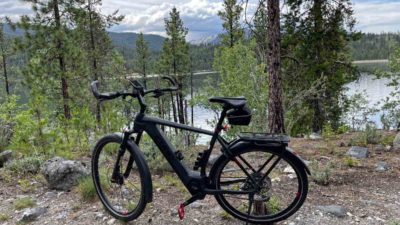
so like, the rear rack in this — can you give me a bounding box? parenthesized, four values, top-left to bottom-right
(238, 132, 290, 145)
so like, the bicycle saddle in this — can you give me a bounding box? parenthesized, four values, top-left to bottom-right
(209, 96, 247, 109)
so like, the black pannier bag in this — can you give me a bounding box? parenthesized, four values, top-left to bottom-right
(226, 105, 252, 126)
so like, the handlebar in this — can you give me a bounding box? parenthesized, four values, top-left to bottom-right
(90, 76, 179, 101)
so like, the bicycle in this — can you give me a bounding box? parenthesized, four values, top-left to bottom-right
(90, 76, 310, 224)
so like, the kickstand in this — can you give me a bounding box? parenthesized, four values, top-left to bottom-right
(245, 193, 254, 225)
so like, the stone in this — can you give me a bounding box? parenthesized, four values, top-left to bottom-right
(207, 154, 219, 166)
(0, 123, 14, 148)
(338, 142, 346, 147)
(309, 133, 322, 140)
(374, 145, 385, 152)
(107, 218, 116, 225)
(346, 146, 368, 159)
(20, 207, 47, 222)
(385, 145, 392, 151)
(317, 205, 347, 218)
(170, 208, 178, 217)
(0, 150, 13, 167)
(375, 161, 389, 172)
(41, 157, 89, 191)
(392, 133, 400, 151)
(283, 166, 295, 174)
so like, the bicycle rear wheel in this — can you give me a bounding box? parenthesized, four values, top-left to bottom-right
(211, 147, 308, 223)
(92, 134, 149, 221)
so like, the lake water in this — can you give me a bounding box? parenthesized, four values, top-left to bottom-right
(187, 67, 396, 137)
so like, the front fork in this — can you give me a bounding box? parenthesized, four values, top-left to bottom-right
(111, 131, 142, 184)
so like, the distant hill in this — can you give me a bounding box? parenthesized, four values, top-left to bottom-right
(350, 33, 400, 60)
(108, 31, 165, 52)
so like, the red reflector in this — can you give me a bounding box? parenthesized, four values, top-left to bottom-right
(178, 204, 185, 220)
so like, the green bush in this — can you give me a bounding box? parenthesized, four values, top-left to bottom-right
(336, 124, 350, 134)
(322, 123, 335, 139)
(364, 124, 381, 144)
(5, 155, 45, 175)
(309, 161, 332, 186)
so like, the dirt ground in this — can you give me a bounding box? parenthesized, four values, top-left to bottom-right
(0, 132, 399, 225)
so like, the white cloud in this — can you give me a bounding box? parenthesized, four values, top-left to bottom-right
(353, 1, 400, 33)
(1, 0, 400, 40)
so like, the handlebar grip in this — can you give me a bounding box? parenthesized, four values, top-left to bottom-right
(90, 81, 120, 100)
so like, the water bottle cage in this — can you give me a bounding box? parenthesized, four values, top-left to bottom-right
(193, 151, 207, 171)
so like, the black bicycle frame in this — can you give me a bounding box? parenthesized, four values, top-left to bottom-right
(130, 108, 230, 194)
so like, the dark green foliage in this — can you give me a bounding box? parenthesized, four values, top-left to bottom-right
(282, 0, 360, 135)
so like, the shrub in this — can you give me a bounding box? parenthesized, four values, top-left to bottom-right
(343, 157, 359, 167)
(14, 197, 36, 210)
(364, 124, 381, 144)
(5, 155, 45, 175)
(336, 124, 350, 134)
(309, 161, 332, 186)
(266, 196, 281, 214)
(322, 123, 335, 139)
(379, 134, 396, 146)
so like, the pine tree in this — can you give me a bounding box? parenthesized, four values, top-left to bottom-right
(283, 0, 360, 133)
(135, 32, 150, 88)
(218, 0, 244, 48)
(73, 0, 123, 122)
(252, 0, 268, 64)
(14, 0, 84, 119)
(161, 7, 190, 125)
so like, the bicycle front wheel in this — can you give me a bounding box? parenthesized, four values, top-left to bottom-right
(211, 147, 308, 223)
(92, 134, 149, 221)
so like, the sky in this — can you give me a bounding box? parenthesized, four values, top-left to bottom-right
(0, 0, 399, 41)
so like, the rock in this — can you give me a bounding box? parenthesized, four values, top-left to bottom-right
(392, 133, 400, 151)
(0, 123, 14, 148)
(374, 145, 384, 153)
(107, 218, 116, 225)
(338, 142, 346, 147)
(309, 133, 322, 140)
(375, 161, 389, 172)
(317, 205, 347, 218)
(41, 157, 89, 191)
(20, 207, 47, 222)
(170, 208, 178, 217)
(0, 150, 13, 167)
(189, 202, 206, 209)
(385, 145, 392, 151)
(346, 146, 368, 159)
(283, 166, 295, 174)
(207, 154, 219, 166)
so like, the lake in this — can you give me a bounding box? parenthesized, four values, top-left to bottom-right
(186, 64, 396, 136)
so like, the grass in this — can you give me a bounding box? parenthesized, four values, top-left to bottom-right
(18, 179, 34, 193)
(14, 197, 36, 210)
(389, 220, 400, 225)
(343, 157, 359, 167)
(77, 176, 97, 202)
(266, 196, 281, 214)
(0, 214, 10, 222)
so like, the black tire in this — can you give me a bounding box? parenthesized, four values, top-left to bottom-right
(92, 134, 150, 221)
(211, 147, 308, 223)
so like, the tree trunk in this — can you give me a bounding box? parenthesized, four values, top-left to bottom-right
(311, 0, 324, 133)
(2, 50, 9, 96)
(54, 0, 71, 120)
(88, 0, 101, 122)
(267, 0, 285, 134)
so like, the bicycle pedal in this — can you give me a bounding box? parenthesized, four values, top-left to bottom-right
(178, 204, 185, 220)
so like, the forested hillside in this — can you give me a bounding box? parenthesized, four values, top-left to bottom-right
(350, 33, 400, 60)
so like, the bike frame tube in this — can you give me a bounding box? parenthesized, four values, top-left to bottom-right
(132, 112, 228, 194)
